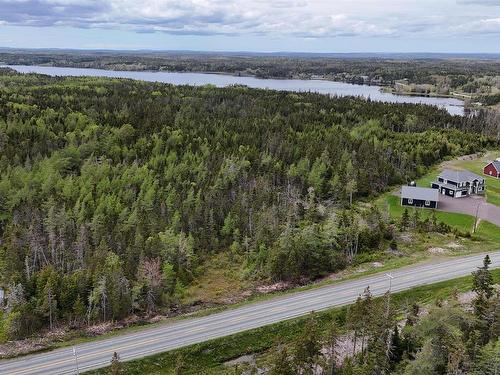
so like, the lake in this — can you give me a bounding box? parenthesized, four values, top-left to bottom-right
(4, 65, 465, 116)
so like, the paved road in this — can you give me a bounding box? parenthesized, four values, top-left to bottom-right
(1, 252, 498, 375)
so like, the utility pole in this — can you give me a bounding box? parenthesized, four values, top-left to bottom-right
(384, 273, 395, 360)
(473, 201, 482, 234)
(385, 273, 395, 317)
(73, 346, 80, 375)
(385, 273, 394, 293)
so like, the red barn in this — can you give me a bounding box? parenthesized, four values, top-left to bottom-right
(483, 160, 500, 178)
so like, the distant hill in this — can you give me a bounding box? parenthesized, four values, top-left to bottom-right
(1, 47, 500, 60)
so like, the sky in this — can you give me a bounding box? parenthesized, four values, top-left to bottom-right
(0, 0, 499, 53)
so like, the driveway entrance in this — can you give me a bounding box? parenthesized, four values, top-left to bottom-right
(437, 195, 500, 227)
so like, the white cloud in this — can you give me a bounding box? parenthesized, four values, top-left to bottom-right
(454, 17, 500, 33)
(0, 0, 499, 38)
(456, 0, 500, 6)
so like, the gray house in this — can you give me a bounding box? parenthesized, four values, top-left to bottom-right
(431, 169, 485, 198)
(401, 186, 439, 209)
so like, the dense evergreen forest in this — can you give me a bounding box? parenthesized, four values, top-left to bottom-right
(0, 68, 497, 340)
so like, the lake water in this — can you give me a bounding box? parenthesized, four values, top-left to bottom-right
(4, 65, 465, 116)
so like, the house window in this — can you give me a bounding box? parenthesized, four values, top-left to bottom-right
(408, 199, 413, 204)
(425, 200, 430, 206)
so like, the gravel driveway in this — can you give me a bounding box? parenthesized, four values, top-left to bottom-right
(437, 195, 500, 227)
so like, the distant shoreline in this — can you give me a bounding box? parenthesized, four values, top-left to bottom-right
(2, 64, 466, 115)
(1, 62, 475, 103)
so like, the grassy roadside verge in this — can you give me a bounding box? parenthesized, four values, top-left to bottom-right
(86, 269, 500, 374)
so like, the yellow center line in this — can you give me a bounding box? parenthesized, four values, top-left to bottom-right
(7, 314, 257, 375)
(5, 290, 375, 375)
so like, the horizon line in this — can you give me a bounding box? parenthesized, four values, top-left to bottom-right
(1, 47, 500, 57)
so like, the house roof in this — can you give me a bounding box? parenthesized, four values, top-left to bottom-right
(486, 160, 500, 172)
(401, 186, 439, 202)
(438, 169, 483, 183)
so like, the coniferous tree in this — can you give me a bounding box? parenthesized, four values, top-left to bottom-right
(109, 352, 124, 375)
(268, 343, 296, 375)
(400, 208, 410, 232)
(293, 314, 322, 374)
(472, 255, 495, 343)
(324, 319, 340, 375)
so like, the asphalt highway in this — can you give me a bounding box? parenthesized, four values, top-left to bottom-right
(0, 252, 498, 375)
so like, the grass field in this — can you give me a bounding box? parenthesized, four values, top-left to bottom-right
(450, 153, 500, 207)
(380, 193, 499, 246)
(183, 253, 251, 306)
(383, 194, 475, 232)
(86, 269, 500, 375)
(415, 168, 440, 189)
(378, 151, 500, 244)
(418, 151, 500, 207)
(411, 152, 500, 207)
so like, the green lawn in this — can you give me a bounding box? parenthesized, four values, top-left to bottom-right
(415, 169, 440, 189)
(412, 152, 500, 207)
(383, 194, 475, 233)
(442, 152, 500, 207)
(475, 220, 500, 243)
(381, 151, 500, 241)
(380, 193, 499, 248)
(85, 270, 500, 375)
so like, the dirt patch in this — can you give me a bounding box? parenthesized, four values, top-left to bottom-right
(441, 153, 482, 169)
(447, 242, 464, 250)
(256, 281, 292, 294)
(224, 354, 256, 367)
(0, 339, 50, 358)
(457, 153, 482, 161)
(387, 247, 405, 257)
(396, 232, 414, 244)
(457, 285, 499, 311)
(458, 291, 477, 310)
(85, 322, 116, 336)
(428, 247, 449, 254)
(333, 332, 363, 365)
